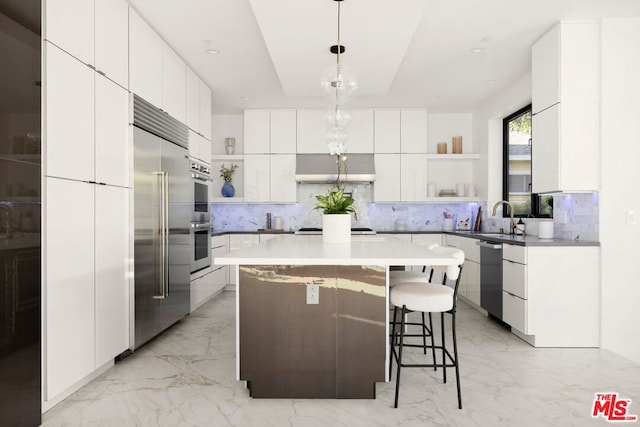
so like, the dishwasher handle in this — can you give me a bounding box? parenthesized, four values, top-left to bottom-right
(476, 240, 503, 250)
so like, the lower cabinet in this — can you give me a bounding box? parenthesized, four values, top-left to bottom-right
(190, 234, 228, 312)
(45, 177, 129, 401)
(444, 234, 480, 306)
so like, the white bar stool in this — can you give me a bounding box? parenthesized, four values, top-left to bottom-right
(389, 248, 465, 409)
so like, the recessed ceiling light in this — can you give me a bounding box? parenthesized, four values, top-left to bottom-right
(486, 80, 497, 85)
(480, 37, 491, 43)
(470, 47, 484, 54)
(206, 48, 220, 55)
(432, 96, 441, 101)
(241, 97, 249, 101)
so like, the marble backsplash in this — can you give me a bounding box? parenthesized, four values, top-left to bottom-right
(211, 184, 599, 242)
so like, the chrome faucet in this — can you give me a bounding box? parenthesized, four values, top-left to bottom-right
(0, 204, 13, 238)
(491, 200, 518, 235)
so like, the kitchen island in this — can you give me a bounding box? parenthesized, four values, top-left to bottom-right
(213, 234, 462, 399)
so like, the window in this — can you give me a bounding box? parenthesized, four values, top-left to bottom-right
(503, 105, 552, 218)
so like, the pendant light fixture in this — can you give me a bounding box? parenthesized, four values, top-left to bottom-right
(320, 0, 358, 156)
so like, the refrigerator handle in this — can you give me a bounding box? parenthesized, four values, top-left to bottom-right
(152, 171, 167, 300)
(162, 172, 169, 297)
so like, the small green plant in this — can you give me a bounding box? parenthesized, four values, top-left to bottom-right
(219, 163, 239, 182)
(314, 188, 359, 220)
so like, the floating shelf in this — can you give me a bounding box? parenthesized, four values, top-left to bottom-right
(425, 197, 480, 203)
(212, 154, 244, 161)
(211, 197, 245, 203)
(425, 154, 480, 160)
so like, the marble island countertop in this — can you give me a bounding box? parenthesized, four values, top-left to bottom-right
(213, 234, 463, 269)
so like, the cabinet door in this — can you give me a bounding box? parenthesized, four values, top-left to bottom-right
(296, 110, 326, 153)
(244, 155, 270, 202)
(400, 154, 427, 201)
(244, 110, 270, 154)
(374, 110, 401, 153)
(531, 105, 559, 193)
(188, 130, 201, 161)
(270, 154, 296, 203)
(129, 8, 162, 107)
(199, 81, 212, 140)
(95, 185, 129, 367)
(347, 110, 374, 153)
(503, 292, 527, 333)
(186, 67, 200, 132)
(200, 134, 212, 165)
(45, 43, 95, 182)
(465, 260, 481, 306)
(45, 178, 95, 399)
(400, 110, 428, 153)
(95, 73, 130, 187)
(531, 24, 560, 114)
(374, 154, 400, 202)
(503, 260, 527, 299)
(94, 0, 129, 88)
(45, 0, 94, 66)
(161, 43, 186, 122)
(270, 110, 297, 153)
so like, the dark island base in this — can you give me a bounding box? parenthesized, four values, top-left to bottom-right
(239, 265, 386, 398)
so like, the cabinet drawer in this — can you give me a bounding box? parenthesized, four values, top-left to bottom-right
(211, 234, 228, 249)
(503, 291, 528, 334)
(212, 245, 227, 258)
(503, 244, 527, 264)
(503, 260, 527, 299)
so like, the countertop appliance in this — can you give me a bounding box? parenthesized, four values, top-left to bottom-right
(295, 227, 376, 235)
(478, 240, 503, 320)
(132, 95, 190, 350)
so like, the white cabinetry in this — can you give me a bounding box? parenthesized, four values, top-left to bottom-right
(374, 154, 401, 202)
(244, 110, 270, 154)
(400, 154, 427, 201)
(45, 0, 128, 88)
(374, 110, 401, 153)
(270, 154, 297, 203)
(45, 178, 129, 399)
(296, 109, 327, 153)
(270, 110, 297, 153)
(347, 110, 374, 153)
(191, 235, 228, 312)
(186, 67, 200, 133)
(501, 244, 599, 347)
(531, 22, 600, 193)
(199, 80, 212, 140)
(400, 110, 428, 153)
(444, 235, 480, 306)
(129, 8, 162, 107)
(244, 155, 270, 202)
(161, 43, 186, 122)
(189, 130, 211, 165)
(46, 42, 129, 187)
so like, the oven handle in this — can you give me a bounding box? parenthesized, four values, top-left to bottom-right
(191, 173, 212, 182)
(191, 222, 213, 229)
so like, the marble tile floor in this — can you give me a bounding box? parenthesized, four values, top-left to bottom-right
(42, 291, 640, 426)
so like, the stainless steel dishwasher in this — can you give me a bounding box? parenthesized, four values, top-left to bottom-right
(477, 240, 503, 320)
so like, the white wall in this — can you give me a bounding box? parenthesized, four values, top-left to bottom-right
(599, 17, 640, 364)
(471, 72, 532, 203)
(212, 114, 243, 154)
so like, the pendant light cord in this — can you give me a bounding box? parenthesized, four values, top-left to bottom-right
(336, 1, 341, 65)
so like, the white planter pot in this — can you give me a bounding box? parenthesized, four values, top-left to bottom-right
(322, 214, 351, 243)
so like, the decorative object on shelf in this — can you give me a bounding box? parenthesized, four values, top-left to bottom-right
(314, 188, 359, 243)
(456, 216, 471, 231)
(439, 189, 456, 197)
(467, 184, 477, 197)
(473, 206, 482, 231)
(224, 137, 236, 155)
(220, 163, 239, 197)
(437, 142, 447, 154)
(320, 0, 357, 156)
(443, 211, 454, 231)
(456, 183, 465, 197)
(427, 183, 436, 198)
(452, 135, 463, 154)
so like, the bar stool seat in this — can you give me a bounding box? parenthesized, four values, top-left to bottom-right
(391, 283, 453, 313)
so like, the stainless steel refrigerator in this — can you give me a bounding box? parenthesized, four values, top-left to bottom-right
(132, 95, 190, 350)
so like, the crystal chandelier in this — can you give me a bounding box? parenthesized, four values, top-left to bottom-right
(320, 0, 358, 156)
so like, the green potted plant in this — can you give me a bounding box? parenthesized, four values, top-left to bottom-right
(220, 163, 239, 197)
(314, 155, 359, 242)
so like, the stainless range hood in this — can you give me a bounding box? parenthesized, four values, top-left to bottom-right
(295, 153, 375, 183)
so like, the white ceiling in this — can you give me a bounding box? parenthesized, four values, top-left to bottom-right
(126, 0, 640, 114)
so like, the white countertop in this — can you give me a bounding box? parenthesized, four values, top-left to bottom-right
(213, 234, 463, 267)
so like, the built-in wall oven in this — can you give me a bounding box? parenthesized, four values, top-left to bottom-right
(190, 159, 212, 273)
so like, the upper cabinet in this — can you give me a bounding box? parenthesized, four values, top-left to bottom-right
(400, 110, 428, 153)
(161, 43, 186, 123)
(244, 110, 270, 154)
(532, 22, 600, 114)
(374, 110, 401, 153)
(531, 22, 600, 193)
(245, 109, 297, 154)
(347, 110, 374, 153)
(296, 110, 326, 153)
(186, 67, 200, 132)
(270, 110, 297, 154)
(199, 80, 212, 140)
(45, 0, 128, 88)
(129, 8, 162, 107)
